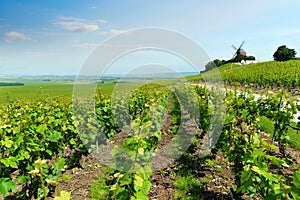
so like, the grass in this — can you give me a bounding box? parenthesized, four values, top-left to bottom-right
(61, 175, 72, 182)
(0, 81, 139, 103)
(205, 159, 217, 168)
(258, 116, 300, 150)
(0, 83, 74, 102)
(90, 176, 110, 200)
(174, 174, 203, 200)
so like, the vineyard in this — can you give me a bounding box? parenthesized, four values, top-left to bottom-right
(187, 60, 300, 95)
(1, 65, 300, 199)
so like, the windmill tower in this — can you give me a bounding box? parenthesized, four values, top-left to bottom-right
(231, 41, 247, 60)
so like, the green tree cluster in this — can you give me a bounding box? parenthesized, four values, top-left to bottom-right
(232, 55, 256, 62)
(204, 59, 227, 71)
(204, 55, 256, 72)
(273, 45, 296, 61)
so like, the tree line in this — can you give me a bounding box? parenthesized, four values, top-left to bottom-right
(0, 82, 24, 86)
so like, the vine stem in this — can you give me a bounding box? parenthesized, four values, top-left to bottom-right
(38, 162, 47, 200)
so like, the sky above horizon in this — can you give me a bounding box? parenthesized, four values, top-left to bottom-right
(0, 0, 299, 75)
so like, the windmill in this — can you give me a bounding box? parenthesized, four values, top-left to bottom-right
(231, 41, 247, 60)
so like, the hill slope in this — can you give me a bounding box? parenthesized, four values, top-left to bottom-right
(187, 60, 300, 88)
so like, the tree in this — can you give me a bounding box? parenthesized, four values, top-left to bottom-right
(204, 60, 217, 71)
(273, 45, 296, 61)
(247, 55, 255, 60)
(231, 55, 256, 63)
(213, 59, 225, 67)
(204, 59, 227, 71)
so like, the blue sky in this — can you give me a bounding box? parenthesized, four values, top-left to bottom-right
(0, 0, 299, 75)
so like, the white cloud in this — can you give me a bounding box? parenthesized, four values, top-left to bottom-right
(72, 42, 97, 49)
(96, 29, 129, 36)
(54, 16, 108, 32)
(4, 31, 32, 43)
(55, 16, 100, 32)
(55, 21, 99, 32)
(97, 19, 108, 24)
(109, 29, 128, 35)
(57, 16, 84, 22)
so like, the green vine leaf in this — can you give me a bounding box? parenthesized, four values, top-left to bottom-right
(0, 178, 16, 195)
(134, 175, 144, 188)
(54, 190, 71, 200)
(293, 171, 300, 189)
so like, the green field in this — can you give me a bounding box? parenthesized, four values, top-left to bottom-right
(2, 59, 300, 102)
(0, 83, 74, 102)
(0, 81, 124, 103)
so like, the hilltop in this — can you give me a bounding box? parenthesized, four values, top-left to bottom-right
(187, 60, 300, 92)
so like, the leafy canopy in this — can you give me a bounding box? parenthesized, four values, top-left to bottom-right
(273, 45, 296, 61)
